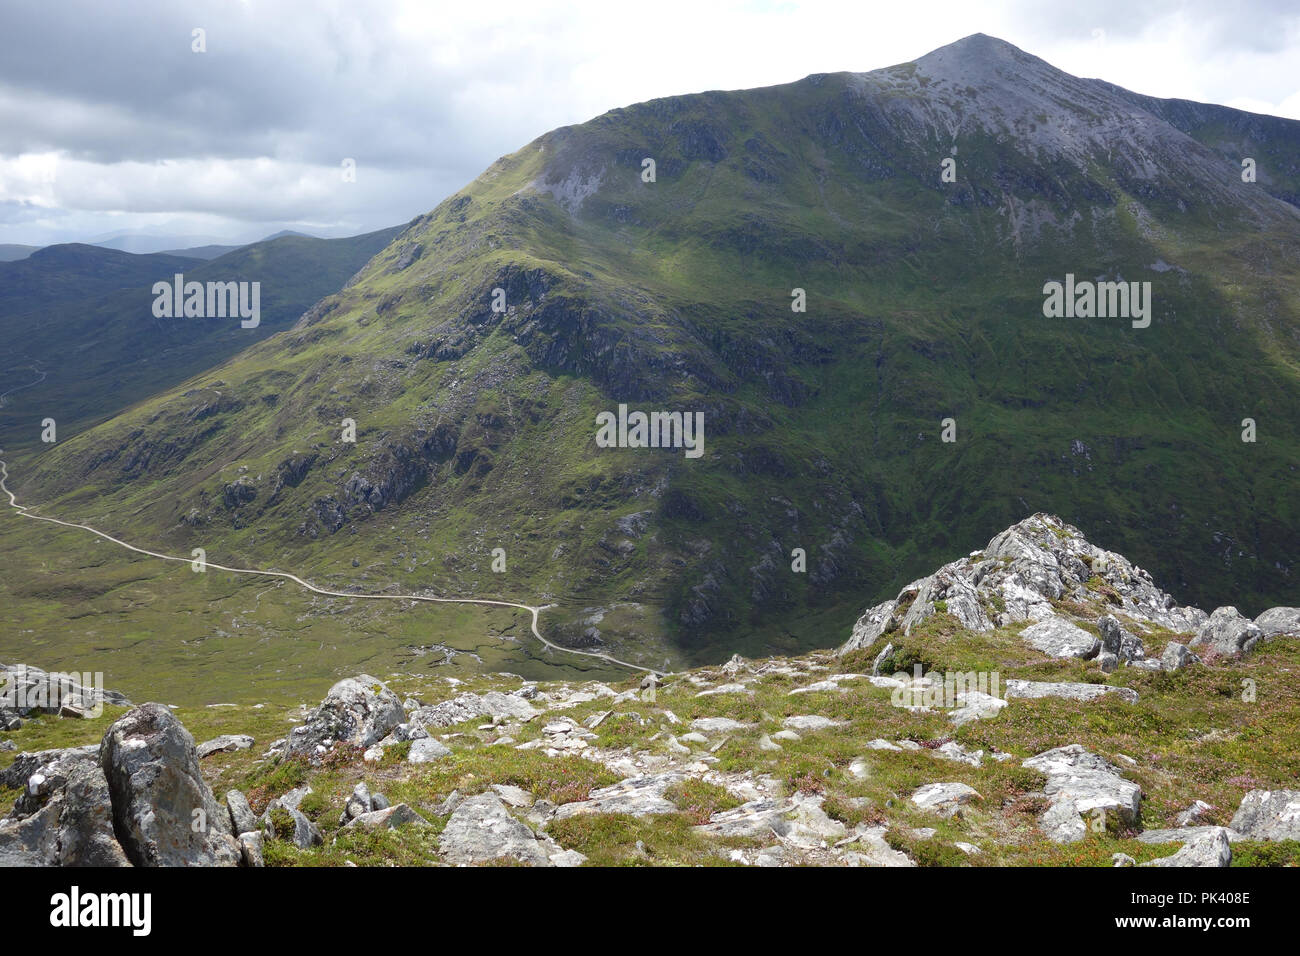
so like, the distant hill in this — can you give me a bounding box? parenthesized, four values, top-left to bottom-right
(0, 244, 40, 262)
(0, 227, 403, 439)
(0, 244, 202, 316)
(157, 243, 244, 260)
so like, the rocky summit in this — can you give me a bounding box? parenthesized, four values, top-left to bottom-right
(2, 514, 1298, 867)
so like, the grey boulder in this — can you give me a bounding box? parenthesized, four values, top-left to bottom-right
(1229, 789, 1300, 841)
(284, 675, 405, 760)
(100, 703, 241, 866)
(1191, 607, 1263, 656)
(1141, 828, 1232, 867)
(439, 792, 552, 866)
(1255, 607, 1300, 640)
(1021, 617, 1101, 659)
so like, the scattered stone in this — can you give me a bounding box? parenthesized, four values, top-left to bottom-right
(439, 792, 551, 866)
(1022, 744, 1141, 843)
(910, 783, 981, 817)
(1022, 617, 1101, 659)
(1097, 615, 1144, 662)
(1004, 680, 1138, 704)
(1136, 826, 1241, 844)
(1175, 799, 1213, 827)
(781, 715, 841, 732)
(344, 804, 431, 831)
(1141, 828, 1232, 867)
(408, 737, 452, 763)
(196, 734, 254, 759)
(553, 773, 683, 819)
(1160, 642, 1198, 671)
(934, 741, 983, 766)
(690, 717, 750, 733)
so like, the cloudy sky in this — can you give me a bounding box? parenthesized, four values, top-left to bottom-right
(2, 0, 1298, 247)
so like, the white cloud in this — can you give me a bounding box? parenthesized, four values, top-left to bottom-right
(1, 0, 1298, 244)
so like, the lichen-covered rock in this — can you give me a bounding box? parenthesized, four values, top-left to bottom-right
(100, 703, 240, 867)
(1191, 606, 1264, 656)
(837, 514, 1206, 656)
(284, 675, 405, 760)
(1255, 607, 1300, 640)
(1229, 790, 1300, 841)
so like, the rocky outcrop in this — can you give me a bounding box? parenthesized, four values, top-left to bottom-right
(840, 514, 1207, 656)
(100, 703, 241, 867)
(1, 703, 245, 867)
(0, 663, 131, 728)
(282, 675, 405, 761)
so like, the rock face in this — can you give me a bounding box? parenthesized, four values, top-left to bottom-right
(839, 514, 1206, 656)
(1229, 790, 1300, 841)
(1191, 606, 1264, 656)
(284, 675, 405, 760)
(100, 703, 241, 867)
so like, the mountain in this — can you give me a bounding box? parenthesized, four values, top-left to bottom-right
(9, 34, 1300, 669)
(3, 514, 1299, 868)
(157, 243, 244, 260)
(0, 244, 40, 263)
(0, 228, 402, 441)
(0, 244, 202, 316)
(89, 231, 238, 255)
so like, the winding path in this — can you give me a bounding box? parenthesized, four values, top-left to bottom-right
(0, 458, 659, 676)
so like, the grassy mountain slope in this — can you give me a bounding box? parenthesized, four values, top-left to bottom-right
(8, 35, 1300, 670)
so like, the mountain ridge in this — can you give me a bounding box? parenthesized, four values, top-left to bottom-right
(7, 34, 1299, 669)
